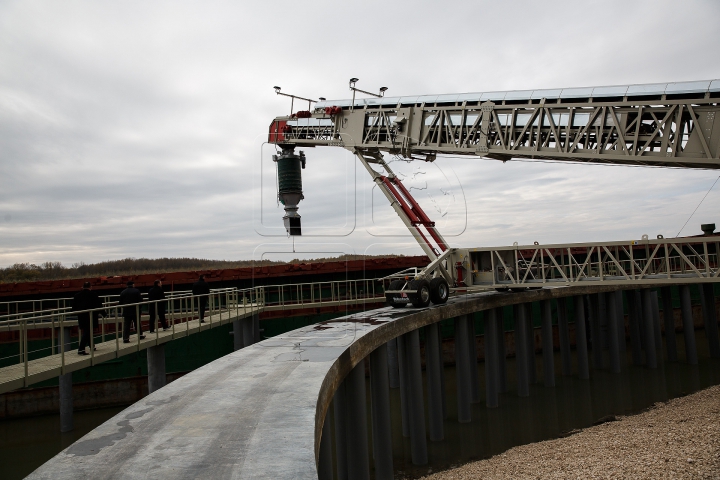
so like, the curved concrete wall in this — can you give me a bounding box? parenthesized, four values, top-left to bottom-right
(26, 284, 679, 479)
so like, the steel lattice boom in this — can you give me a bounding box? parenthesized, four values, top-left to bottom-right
(270, 79, 720, 169)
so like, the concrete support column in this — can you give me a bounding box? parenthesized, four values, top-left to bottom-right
(370, 344, 394, 479)
(466, 315, 481, 403)
(556, 297, 572, 376)
(242, 316, 254, 348)
(333, 384, 348, 480)
(59, 327, 73, 433)
(598, 293, 608, 351)
(574, 296, 590, 380)
(651, 291, 663, 353)
(437, 325, 447, 419)
(346, 362, 370, 480)
(606, 292, 621, 373)
(680, 285, 698, 365)
(396, 335, 410, 437)
(318, 412, 334, 480)
(386, 338, 400, 389)
(641, 290, 657, 369)
(615, 290, 627, 355)
(588, 294, 603, 369)
(253, 314, 260, 343)
(232, 319, 243, 351)
(484, 309, 499, 407)
(700, 284, 720, 358)
(454, 316, 472, 422)
(627, 290, 644, 366)
(147, 344, 167, 393)
(525, 303, 537, 385)
(540, 300, 555, 387)
(404, 330, 428, 465)
(424, 324, 444, 441)
(514, 304, 530, 397)
(495, 308, 508, 393)
(661, 286, 678, 362)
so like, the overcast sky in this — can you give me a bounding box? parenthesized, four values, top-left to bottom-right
(1, 0, 719, 268)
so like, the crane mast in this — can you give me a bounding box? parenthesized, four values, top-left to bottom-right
(268, 79, 720, 294)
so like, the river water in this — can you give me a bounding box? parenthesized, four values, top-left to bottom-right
(387, 331, 720, 478)
(0, 406, 124, 479)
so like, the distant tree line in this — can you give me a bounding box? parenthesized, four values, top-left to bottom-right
(0, 254, 409, 283)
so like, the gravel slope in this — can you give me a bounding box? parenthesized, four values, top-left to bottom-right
(421, 385, 720, 479)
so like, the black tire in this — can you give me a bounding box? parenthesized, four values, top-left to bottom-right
(408, 279, 431, 308)
(429, 277, 449, 304)
(386, 279, 406, 308)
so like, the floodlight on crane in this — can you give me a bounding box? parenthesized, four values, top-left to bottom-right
(348, 78, 389, 110)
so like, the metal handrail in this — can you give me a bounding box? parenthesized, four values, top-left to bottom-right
(0, 286, 267, 379)
(0, 287, 239, 323)
(0, 278, 388, 385)
(473, 237, 720, 287)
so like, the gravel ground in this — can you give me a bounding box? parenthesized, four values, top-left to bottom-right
(420, 385, 720, 479)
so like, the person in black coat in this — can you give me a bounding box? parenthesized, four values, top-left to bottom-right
(119, 281, 145, 343)
(72, 282, 105, 355)
(191, 275, 210, 322)
(148, 279, 169, 332)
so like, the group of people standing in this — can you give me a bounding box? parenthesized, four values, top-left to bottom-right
(72, 275, 211, 354)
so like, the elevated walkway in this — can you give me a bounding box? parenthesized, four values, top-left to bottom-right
(0, 303, 261, 394)
(0, 278, 388, 394)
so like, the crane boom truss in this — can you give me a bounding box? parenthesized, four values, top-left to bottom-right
(268, 80, 720, 286)
(270, 81, 720, 169)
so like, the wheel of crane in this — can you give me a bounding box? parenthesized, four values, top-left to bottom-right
(429, 277, 449, 305)
(386, 279, 407, 308)
(408, 279, 431, 308)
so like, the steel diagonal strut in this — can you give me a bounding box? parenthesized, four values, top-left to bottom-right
(354, 149, 454, 284)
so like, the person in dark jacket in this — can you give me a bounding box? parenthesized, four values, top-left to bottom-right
(148, 279, 169, 332)
(72, 282, 105, 355)
(119, 281, 145, 343)
(191, 275, 210, 322)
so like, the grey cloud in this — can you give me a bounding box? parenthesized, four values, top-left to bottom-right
(1, 1, 719, 267)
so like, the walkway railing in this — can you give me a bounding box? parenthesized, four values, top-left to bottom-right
(0, 278, 388, 392)
(471, 235, 720, 287)
(0, 287, 261, 387)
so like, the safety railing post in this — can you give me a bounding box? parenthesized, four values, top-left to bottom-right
(17, 316, 22, 365)
(170, 297, 176, 337)
(209, 293, 214, 328)
(60, 313, 65, 374)
(23, 319, 28, 386)
(51, 312, 56, 358)
(90, 309, 95, 365)
(114, 307, 119, 355)
(155, 300, 159, 343)
(136, 304, 141, 350)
